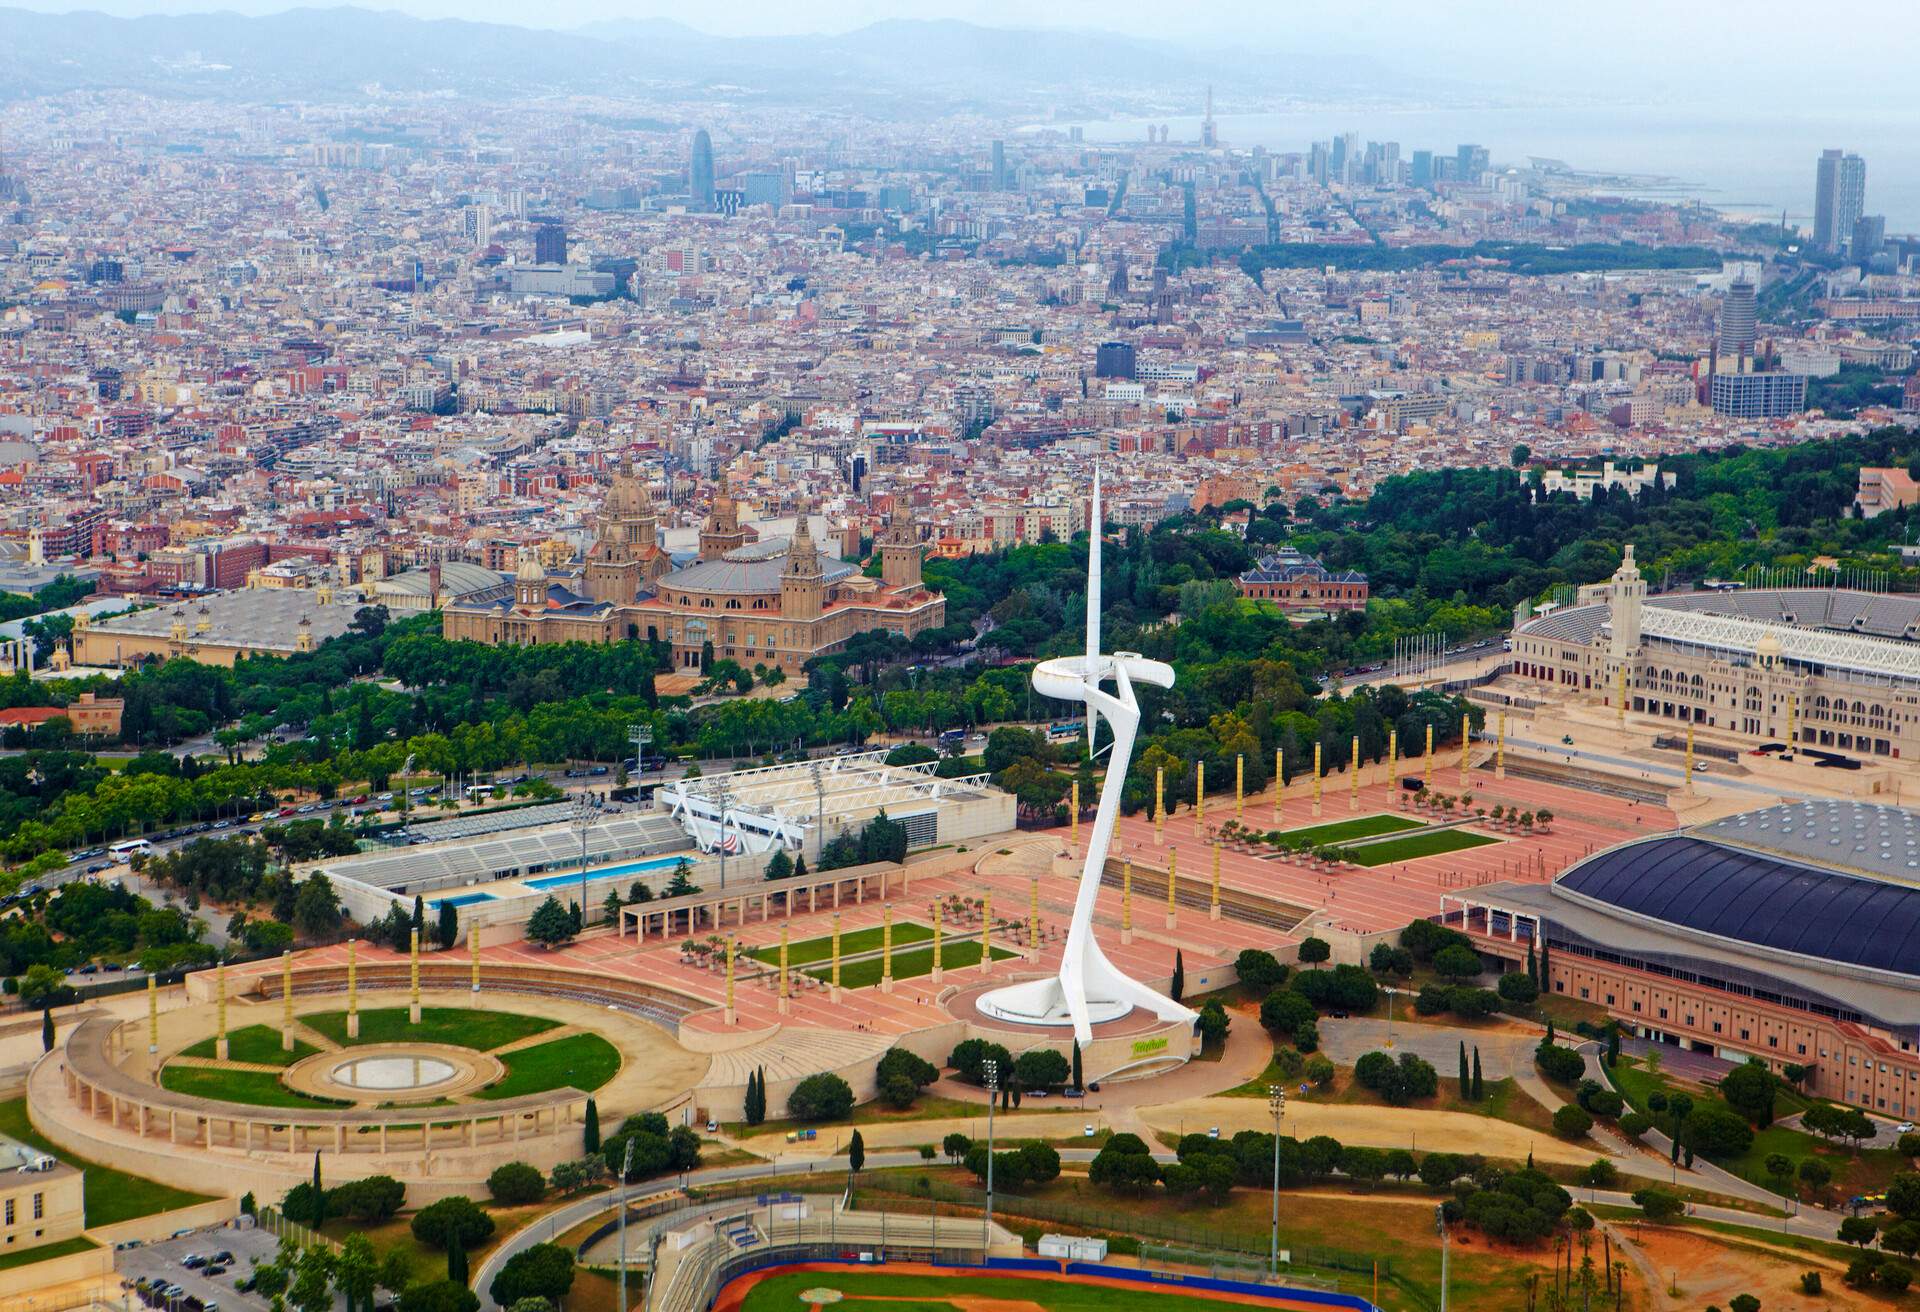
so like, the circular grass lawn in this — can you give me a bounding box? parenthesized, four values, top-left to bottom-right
(158, 1006, 621, 1109)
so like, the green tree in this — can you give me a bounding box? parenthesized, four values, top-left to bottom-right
(398, 1282, 478, 1312)
(410, 1195, 496, 1250)
(489, 1243, 574, 1307)
(39, 1008, 52, 1053)
(848, 1128, 866, 1176)
(788, 1072, 854, 1122)
(487, 1162, 545, 1205)
(524, 896, 575, 949)
(1297, 937, 1330, 968)
(289, 1245, 335, 1312)
(583, 1096, 600, 1154)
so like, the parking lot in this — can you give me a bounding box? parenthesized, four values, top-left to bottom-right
(115, 1221, 293, 1312)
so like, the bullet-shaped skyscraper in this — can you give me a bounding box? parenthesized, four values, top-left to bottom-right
(1717, 277, 1757, 361)
(1813, 149, 1865, 254)
(690, 128, 715, 213)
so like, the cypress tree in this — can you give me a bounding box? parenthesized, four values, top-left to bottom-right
(584, 1096, 601, 1154)
(40, 1009, 53, 1053)
(1071, 1040, 1084, 1091)
(448, 1235, 468, 1286)
(1525, 940, 1538, 987)
(1605, 1025, 1621, 1068)
(1458, 1041, 1470, 1099)
(412, 894, 425, 933)
(311, 1152, 324, 1228)
(1538, 936, 1550, 989)
(1471, 1047, 1483, 1101)
(1171, 950, 1185, 1002)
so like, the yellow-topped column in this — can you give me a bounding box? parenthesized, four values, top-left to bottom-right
(1235, 754, 1244, 819)
(1121, 858, 1134, 945)
(469, 924, 480, 999)
(880, 903, 895, 994)
(1210, 842, 1222, 921)
(215, 960, 228, 1061)
(346, 938, 359, 1038)
(1388, 728, 1398, 785)
(1459, 713, 1470, 787)
(980, 892, 993, 975)
(778, 925, 790, 1015)
(147, 974, 159, 1070)
(281, 951, 294, 1051)
(1195, 761, 1205, 834)
(408, 927, 421, 1024)
(1312, 741, 1323, 817)
(1496, 712, 1507, 780)
(1350, 734, 1360, 812)
(931, 901, 944, 984)
(1424, 723, 1434, 789)
(1165, 847, 1178, 929)
(724, 934, 736, 1025)
(830, 912, 843, 1002)
(1071, 778, 1080, 843)
(1154, 767, 1164, 845)
(1274, 747, 1284, 820)
(1028, 877, 1040, 957)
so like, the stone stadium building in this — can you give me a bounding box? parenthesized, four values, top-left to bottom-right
(1455, 801, 1920, 1118)
(1510, 546, 1920, 759)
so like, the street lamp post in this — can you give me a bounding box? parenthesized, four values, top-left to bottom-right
(1268, 1085, 1286, 1275)
(984, 1059, 1000, 1243)
(617, 1136, 636, 1312)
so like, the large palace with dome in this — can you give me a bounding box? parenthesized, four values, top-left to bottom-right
(441, 461, 946, 671)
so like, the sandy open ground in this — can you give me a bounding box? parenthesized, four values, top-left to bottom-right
(1139, 1096, 1597, 1167)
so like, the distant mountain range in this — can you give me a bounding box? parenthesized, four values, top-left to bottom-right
(0, 6, 1268, 108)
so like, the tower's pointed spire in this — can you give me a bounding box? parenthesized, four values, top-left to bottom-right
(1086, 465, 1102, 672)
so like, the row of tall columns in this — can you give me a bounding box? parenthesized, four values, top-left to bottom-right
(71, 1064, 577, 1156)
(628, 867, 897, 944)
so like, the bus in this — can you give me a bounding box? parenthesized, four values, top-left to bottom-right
(1046, 721, 1083, 743)
(464, 784, 496, 801)
(109, 839, 155, 861)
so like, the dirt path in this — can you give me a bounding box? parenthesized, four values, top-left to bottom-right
(1139, 1095, 1598, 1166)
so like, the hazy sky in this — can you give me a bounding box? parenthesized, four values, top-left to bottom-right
(7, 0, 1919, 104)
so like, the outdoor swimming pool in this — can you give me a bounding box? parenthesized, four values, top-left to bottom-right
(432, 891, 496, 908)
(522, 853, 691, 891)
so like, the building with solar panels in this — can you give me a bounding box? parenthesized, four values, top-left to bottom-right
(1509, 544, 1920, 761)
(1450, 799, 1920, 1116)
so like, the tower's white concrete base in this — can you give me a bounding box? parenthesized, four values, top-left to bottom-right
(976, 975, 1132, 1028)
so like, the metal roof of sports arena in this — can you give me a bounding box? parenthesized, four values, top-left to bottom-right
(1471, 802, 1920, 1027)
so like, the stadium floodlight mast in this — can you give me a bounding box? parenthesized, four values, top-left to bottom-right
(978, 467, 1197, 1045)
(573, 790, 603, 918)
(1268, 1085, 1287, 1273)
(983, 1057, 1000, 1242)
(617, 1135, 636, 1312)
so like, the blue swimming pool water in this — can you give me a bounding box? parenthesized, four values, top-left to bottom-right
(522, 854, 689, 890)
(432, 892, 496, 908)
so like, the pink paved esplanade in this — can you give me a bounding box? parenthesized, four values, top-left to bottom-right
(254, 770, 1669, 1037)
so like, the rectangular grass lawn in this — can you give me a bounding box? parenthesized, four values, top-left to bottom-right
(1276, 813, 1422, 846)
(0, 1234, 96, 1271)
(302, 1006, 559, 1050)
(474, 1033, 622, 1100)
(807, 940, 1016, 990)
(1343, 828, 1499, 866)
(181, 1023, 318, 1066)
(159, 1065, 346, 1109)
(0, 1098, 212, 1226)
(747, 921, 934, 966)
